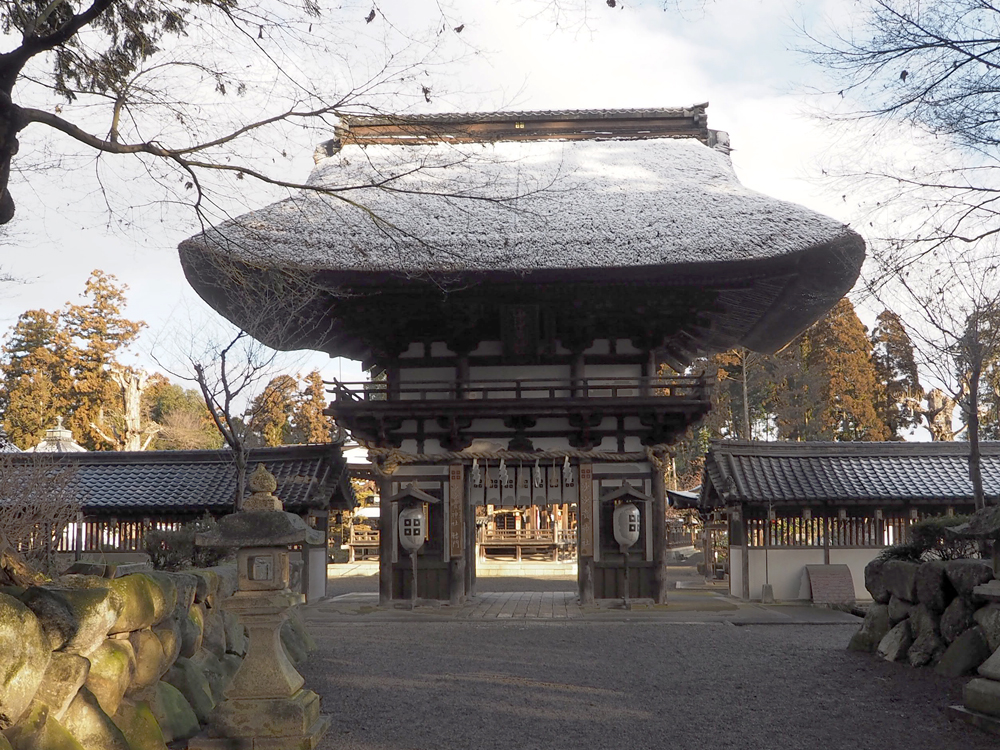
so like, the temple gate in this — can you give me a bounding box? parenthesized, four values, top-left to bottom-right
(178, 105, 866, 603)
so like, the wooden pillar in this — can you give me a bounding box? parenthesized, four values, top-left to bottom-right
(741, 505, 751, 601)
(652, 465, 669, 605)
(448, 464, 465, 605)
(578, 462, 595, 605)
(466, 498, 476, 597)
(378, 476, 393, 605)
(823, 506, 831, 565)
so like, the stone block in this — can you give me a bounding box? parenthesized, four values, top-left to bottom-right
(0, 730, 10, 750)
(152, 618, 181, 671)
(149, 681, 199, 744)
(202, 610, 227, 660)
(106, 575, 168, 634)
(190, 571, 219, 605)
(907, 604, 945, 667)
(965, 677, 1000, 718)
(191, 650, 229, 705)
(26, 586, 120, 658)
(84, 638, 135, 716)
(207, 566, 238, 599)
(4, 701, 86, 750)
(883, 560, 920, 602)
(20, 588, 77, 651)
(180, 604, 205, 659)
(916, 560, 953, 612)
(946, 558, 994, 596)
(127, 629, 166, 698)
(978, 644, 1000, 680)
(864, 557, 890, 603)
(849, 603, 891, 654)
(974, 602, 1000, 651)
(220, 654, 243, 685)
(936, 626, 992, 677)
(61, 686, 130, 750)
(941, 595, 977, 644)
(222, 611, 246, 658)
(162, 657, 215, 724)
(112, 699, 167, 750)
(144, 574, 177, 625)
(0, 593, 51, 730)
(887, 595, 914, 626)
(168, 574, 198, 615)
(877, 620, 913, 662)
(33, 653, 90, 721)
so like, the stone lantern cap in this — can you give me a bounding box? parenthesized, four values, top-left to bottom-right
(600, 480, 654, 504)
(195, 464, 324, 548)
(196, 510, 324, 548)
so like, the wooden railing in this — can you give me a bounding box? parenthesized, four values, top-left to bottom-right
(479, 528, 577, 546)
(328, 375, 710, 403)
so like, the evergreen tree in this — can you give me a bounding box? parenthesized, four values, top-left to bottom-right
(800, 298, 889, 441)
(871, 309, 922, 439)
(292, 370, 335, 444)
(62, 270, 145, 449)
(144, 375, 223, 450)
(246, 375, 298, 447)
(0, 309, 71, 449)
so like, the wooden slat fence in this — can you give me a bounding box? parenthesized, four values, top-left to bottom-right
(746, 514, 920, 549)
(52, 518, 190, 554)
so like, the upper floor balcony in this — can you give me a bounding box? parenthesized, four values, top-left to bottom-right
(325, 375, 713, 452)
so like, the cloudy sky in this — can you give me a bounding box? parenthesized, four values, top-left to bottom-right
(0, 0, 869, 382)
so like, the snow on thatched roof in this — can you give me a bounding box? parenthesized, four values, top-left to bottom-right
(180, 136, 860, 276)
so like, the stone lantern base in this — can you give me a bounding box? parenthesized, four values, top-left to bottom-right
(188, 690, 330, 750)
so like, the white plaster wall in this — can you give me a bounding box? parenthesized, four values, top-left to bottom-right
(830, 548, 883, 601)
(730, 546, 743, 598)
(467, 364, 572, 383)
(747, 548, 825, 601)
(398, 367, 455, 383)
(732, 546, 883, 601)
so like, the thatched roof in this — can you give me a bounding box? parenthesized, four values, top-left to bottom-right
(178, 107, 865, 363)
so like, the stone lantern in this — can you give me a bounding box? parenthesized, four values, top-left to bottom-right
(191, 464, 329, 750)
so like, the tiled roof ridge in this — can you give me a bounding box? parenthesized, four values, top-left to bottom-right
(708, 439, 991, 457)
(10, 443, 341, 464)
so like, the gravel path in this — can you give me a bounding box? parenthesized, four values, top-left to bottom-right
(301, 618, 994, 750)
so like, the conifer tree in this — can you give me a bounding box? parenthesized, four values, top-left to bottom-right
(62, 270, 145, 448)
(246, 374, 299, 447)
(292, 370, 336, 444)
(0, 309, 71, 448)
(871, 309, 922, 439)
(801, 298, 889, 441)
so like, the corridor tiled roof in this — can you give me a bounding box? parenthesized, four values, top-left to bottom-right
(9, 444, 354, 515)
(701, 440, 1000, 507)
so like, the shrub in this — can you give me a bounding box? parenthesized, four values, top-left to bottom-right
(878, 514, 980, 562)
(144, 515, 231, 571)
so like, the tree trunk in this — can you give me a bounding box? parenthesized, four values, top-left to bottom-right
(234, 445, 248, 513)
(741, 349, 751, 440)
(970, 366, 986, 510)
